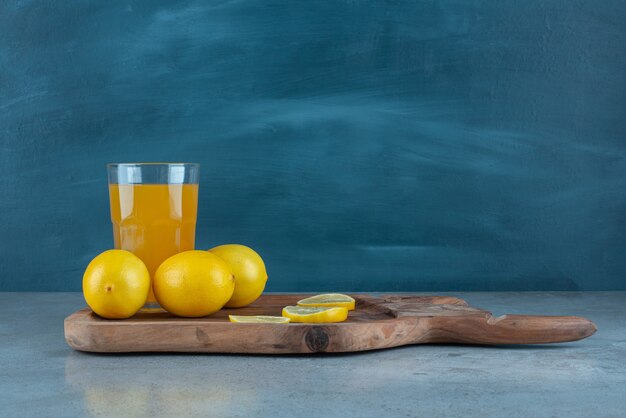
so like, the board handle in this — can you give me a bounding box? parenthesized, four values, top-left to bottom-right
(422, 314, 596, 345)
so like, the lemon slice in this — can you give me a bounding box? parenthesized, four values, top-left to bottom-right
(229, 315, 290, 324)
(282, 306, 348, 323)
(297, 293, 356, 311)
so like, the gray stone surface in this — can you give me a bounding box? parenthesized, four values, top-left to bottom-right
(0, 292, 624, 417)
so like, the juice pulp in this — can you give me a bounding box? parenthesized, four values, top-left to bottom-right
(108, 184, 199, 303)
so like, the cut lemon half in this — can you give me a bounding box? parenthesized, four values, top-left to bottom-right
(229, 315, 290, 324)
(297, 293, 356, 311)
(282, 306, 348, 323)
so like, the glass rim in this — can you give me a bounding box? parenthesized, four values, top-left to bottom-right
(107, 162, 200, 184)
(107, 162, 200, 168)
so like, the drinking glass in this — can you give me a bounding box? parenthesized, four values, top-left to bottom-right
(107, 163, 200, 304)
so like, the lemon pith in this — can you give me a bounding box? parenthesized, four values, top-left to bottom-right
(229, 315, 290, 323)
(296, 293, 356, 311)
(282, 306, 348, 323)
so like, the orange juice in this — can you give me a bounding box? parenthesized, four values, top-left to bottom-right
(108, 184, 199, 303)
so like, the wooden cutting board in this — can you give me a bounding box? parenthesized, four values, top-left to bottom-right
(64, 294, 596, 354)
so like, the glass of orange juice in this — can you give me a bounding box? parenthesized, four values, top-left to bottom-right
(107, 163, 200, 304)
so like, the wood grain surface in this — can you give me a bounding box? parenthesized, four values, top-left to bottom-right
(64, 294, 596, 353)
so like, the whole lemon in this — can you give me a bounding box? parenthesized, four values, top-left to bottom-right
(153, 250, 235, 317)
(208, 244, 268, 308)
(82, 250, 150, 319)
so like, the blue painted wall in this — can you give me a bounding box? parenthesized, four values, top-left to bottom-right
(1, 1, 625, 291)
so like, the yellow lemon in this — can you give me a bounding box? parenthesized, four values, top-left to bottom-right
(208, 244, 268, 308)
(229, 315, 290, 324)
(153, 250, 235, 317)
(297, 293, 356, 310)
(282, 306, 348, 323)
(82, 250, 150, 319)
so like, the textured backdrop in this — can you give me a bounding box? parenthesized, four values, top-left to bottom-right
(1, 1, 625, 291)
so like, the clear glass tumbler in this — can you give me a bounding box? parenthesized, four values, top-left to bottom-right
(107, 163, 200, 304)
